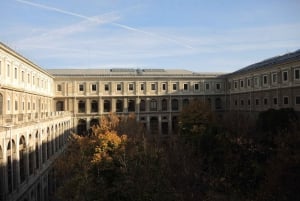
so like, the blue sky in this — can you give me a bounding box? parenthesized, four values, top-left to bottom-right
(1, 0, 300, 72)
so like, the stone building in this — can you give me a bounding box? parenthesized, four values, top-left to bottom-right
(0, 41, 300, 200)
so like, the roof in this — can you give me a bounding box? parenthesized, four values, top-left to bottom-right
(231, 49, 300, 75)
(46, 68, 224, 78)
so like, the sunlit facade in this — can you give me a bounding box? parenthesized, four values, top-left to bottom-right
(0, 41, 300, 200)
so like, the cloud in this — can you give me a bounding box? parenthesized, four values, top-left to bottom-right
(16, 0, 193, 49)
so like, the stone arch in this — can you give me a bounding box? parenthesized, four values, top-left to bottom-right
(77, 119, 87, 136)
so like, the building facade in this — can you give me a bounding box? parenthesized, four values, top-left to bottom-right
(0, 41, 300, 200)
(0, 43, 72, 201)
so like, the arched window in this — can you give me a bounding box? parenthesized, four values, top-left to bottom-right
(78, 100, 85, 113)
(150, 99, 157, 111)
(91, 100, 98, 113)
(161, 99, 168, 111)
(140, 99, 146, 112)
(103, 100, 111, 112)
(171, 99, 179, 111)
(128, 99, 135, 112)
(183, 99, 189, 108)
(56, 101, 64, 111)
(116, 100, 123, 112)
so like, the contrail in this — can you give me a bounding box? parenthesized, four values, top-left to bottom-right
(16, 0, 193, 49)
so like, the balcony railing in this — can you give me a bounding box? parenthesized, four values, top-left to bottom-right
(0, 111, 72, 128)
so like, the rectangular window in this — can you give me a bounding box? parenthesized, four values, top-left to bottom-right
(172, 83, 177, 90)
(248, 99, 251, 105)
(21, 71, 24, 82)
(79, 84, 84, 91)
(28, 102, 30, 110)
(254, 77, 260, 87)
(28, 74, 30, 83)
(296, 96, 300, 104)
(255, 99, 259, 105)
(194, 83, 199, 90)
(273, 98, 278, 105)
(128, 83, 134, 91)
(140, 83, 144, 90)
(57, 84, 62, 91)
(105, 84, 109, 91)
(283, 96, 289, 105)
(282, 71, 288, 82)
(7, 100, 10, 111)
(247, 79, 251, 87)
(117, 83, 122, 91)
(263, 75, 268, 85)
(92, 84, 97, 91)
(151, 83, 156, 90)
(264, 98, 268, 105)
(272, 73, 277, 83)
(234, 81, 238, 89)
(7, 64, 10, 77)
(14, 67, 17, 79)
(162, 83, 166, 90)
(216, 83, 220, 90)
(294, 69, 300, 80)
(183, 83, 188, 91)
(15, 101, 18, 110)
(33, 76, 35, 85)
(205, 83, 210, 90)
(240, 80, 244, 88)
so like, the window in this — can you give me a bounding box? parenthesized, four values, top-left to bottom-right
(33, 76, 35, 85)
(151, 83, 156, 90)
(15, 100, 18, 110)
(104, 84, 109, 91)
(162, 83, 166, 91)
(183, 83, 189, 91)
(140, 83, 144, 90)
(263, 75, 268, 85)
(91, 84, 97, 91)
(0, 61, 1, 75)
(254, 77, 259, 87)
(205, 83, 210, 90)
(296, 96, 300, 105)
(79, 84, 84, 91)
(128, 100, 135, 112)
(247, 99, 251, 105)
(272, 73, 277, 83)
(7, 64, 10, 77)
(128, 83, 134, 91)
(282, 71, 288, 82)
(240, 99, 244, 106)
(283, 96, 289, 105)
(140, 99, 146, 111)
(116, 100, 123, 112)
(150, 99, 157, 111)
(234, 100, 238, 106)
(216, 83, 220, 90)
(116, 83, 122, 91)
(28, 102, 30, 110)
(7, 100, 10, 111)
(57, 84, 62, 91)
(240, 80, 244, 88)
(234, 81, 238, 89)
(91, 100, 98, 113)
(294, 69, 300, 80)
(171, 99, 179, 111)
(103, 100, 111, 112)
(28, 73, 30, 83)
(21, 71, 24, 82)
(162, 99, 168, 111)
(264, 98, 268, 105)
(247, 78, 251, 87)
(194, 83, 199, 90)
(172, 83, 177, 90)
(255, 99, 259, 105)
(78, 101, 85, 113)
(273, 98, 278, 105)
(14, 67, 17, 79)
